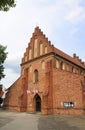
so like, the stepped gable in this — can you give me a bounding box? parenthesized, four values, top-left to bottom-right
(21, 26, 85, 69)
(21, 26, 54, 64)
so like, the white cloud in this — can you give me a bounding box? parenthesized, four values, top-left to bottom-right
(63, 0, 80, 5)
(61, 0, 85, 24)
(70, 27, 79, 36)
(6, 53, 22, 64)
(66, 6, 85, 24)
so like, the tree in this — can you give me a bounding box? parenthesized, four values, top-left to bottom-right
(0, 45, 8, 80)
(0, 45, 7, 106)
(0, 0, 16, 11)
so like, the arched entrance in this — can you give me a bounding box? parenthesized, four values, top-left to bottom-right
(34, 94, 41, 112)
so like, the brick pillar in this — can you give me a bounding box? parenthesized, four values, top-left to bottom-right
(20, 68, 28, 112)
(42, 60, 53, 114)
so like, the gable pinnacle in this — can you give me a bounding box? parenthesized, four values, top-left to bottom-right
(34, 26, 41, 33)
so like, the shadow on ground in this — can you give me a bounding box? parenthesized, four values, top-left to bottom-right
(38, 115, 79, 130)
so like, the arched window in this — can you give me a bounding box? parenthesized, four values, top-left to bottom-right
(73, 67, 76, 73)
(56, 60, 60, 69)
(62, 62, 65, 70)
(33, 69, 38, 83)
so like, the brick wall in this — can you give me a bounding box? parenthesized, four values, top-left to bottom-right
(53, 68, 84, 115)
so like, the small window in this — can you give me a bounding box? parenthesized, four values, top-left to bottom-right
(73, 67, 76, 73)
(62, 62, 65, 70)
(33, 69, 38, 83)
(56, 60, 60, 69)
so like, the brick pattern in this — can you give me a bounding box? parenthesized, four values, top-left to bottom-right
(53, 68, 84, 115)
(4, 27, 85, 115)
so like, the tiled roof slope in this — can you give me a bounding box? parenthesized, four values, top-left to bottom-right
(54, 47, 85, 69)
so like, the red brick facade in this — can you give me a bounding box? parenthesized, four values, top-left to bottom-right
(4, 27, 85, 115)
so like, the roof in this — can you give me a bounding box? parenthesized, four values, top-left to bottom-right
(54, 47, 85, 69)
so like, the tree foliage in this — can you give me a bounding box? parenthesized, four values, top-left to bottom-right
(0, 0, 16, 11)
(0, 45, 8, 80)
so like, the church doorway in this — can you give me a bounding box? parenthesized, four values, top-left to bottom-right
(34, 94, 41, 112)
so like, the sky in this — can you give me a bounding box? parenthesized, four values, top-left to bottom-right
(0, 0, 85, 88)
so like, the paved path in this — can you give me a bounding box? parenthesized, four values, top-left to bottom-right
(0, 110, 85, 130)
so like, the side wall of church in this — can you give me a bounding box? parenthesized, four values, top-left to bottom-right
(53, 68, 84, 115)
(4, 77, 27, 112)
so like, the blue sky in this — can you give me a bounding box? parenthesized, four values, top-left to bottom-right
(0, 0, 85, 88)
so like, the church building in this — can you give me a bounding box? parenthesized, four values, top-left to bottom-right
(4, 27, 85, 115)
